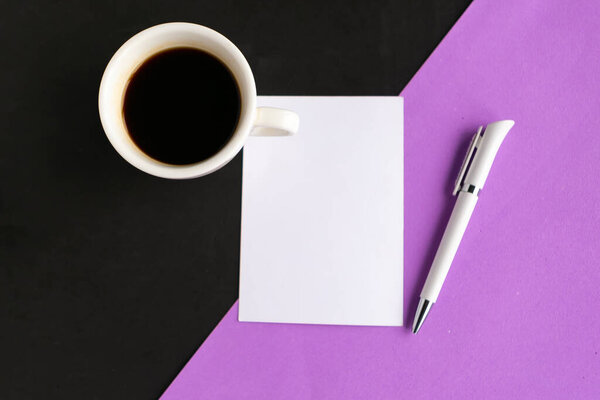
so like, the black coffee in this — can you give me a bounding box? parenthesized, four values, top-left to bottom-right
(122, 47, 241, 165)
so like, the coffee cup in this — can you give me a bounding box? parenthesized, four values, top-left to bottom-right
(98, 22, 298, 179)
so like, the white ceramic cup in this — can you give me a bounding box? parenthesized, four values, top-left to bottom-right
(98, 22, 299, 179)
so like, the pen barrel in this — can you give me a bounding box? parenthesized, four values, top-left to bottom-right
(421, 191, 478, 302)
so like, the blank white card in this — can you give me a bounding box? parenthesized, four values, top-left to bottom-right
(239, 97, 403, 326)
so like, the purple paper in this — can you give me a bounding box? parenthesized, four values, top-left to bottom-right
(161, 0, 600, 398)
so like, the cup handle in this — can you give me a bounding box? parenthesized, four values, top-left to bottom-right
(250, 107, 299, 136)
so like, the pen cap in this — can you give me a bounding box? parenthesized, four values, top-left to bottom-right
(464, 120, 514, 189)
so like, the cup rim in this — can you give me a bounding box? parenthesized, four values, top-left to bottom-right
(98, 22, 256, 179)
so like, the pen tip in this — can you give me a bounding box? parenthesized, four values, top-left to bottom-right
(412, 298, 433, 334)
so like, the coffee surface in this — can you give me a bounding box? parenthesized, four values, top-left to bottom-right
(123, 47, 241, 165)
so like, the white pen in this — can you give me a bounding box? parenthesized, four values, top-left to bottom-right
(412, 120, 514, 334)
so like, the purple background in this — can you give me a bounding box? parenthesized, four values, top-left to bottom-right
(162, 0, 600, 398)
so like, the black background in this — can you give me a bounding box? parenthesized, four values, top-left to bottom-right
(1, 1, 470, 398)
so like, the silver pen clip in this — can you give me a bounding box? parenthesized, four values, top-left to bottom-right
(453, 126, 483, 195)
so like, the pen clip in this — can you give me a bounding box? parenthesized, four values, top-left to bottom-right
(453, 126, 483, 195)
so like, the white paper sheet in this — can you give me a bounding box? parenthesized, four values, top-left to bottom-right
(239, 97, 403, 326)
